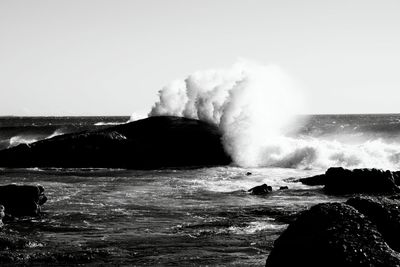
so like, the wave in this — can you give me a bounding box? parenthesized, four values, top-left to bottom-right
(45, 129, 66, 139)
(9, 135, 39, 147)
(94, 122, 124, 126)
(149, 60, 400, 170)
(6, 128, 68, 148)
(265, 136, 400, 170)
(150, 60, 305, 167)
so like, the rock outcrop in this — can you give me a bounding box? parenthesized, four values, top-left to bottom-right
(0, 185, 47, 216)
(298, 167, 400, 195)
(0, 116, 231, 169)
(266, 202, 400, 267)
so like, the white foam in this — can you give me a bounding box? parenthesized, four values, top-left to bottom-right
(149, 60, 400, 170)
(9, 135, 38, 147)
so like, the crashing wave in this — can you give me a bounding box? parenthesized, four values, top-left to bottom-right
(149, 60, 400, 170)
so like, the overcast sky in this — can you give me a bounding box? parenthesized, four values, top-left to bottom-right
(0, 0, 399, 116)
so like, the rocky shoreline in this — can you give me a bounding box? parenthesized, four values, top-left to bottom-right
(2, 168, 400, 265)
(1, 118, 400, 265)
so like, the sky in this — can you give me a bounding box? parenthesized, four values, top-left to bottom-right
(0, 0, 399, 116)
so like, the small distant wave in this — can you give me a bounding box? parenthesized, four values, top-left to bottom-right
(94, 122, 124, 126)
(7, 128, 68, 148)
(45, 129, 66, 139)
(9, 135, 39, 147)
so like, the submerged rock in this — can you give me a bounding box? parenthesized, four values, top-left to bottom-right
(299, 167, 400, 195)
(0, 116, 231, 169)
(0, 185, 47, 216)
(266, 202, 400, 267)
(248, 184, 272, 195)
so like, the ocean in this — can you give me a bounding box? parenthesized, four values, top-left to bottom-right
(0, 114, 399, 265)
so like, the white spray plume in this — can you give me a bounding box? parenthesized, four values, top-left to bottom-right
(148, 60, 400, 170)
(149, 60, 305, 167)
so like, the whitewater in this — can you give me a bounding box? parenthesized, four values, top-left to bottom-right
(150, 61, 400, 170)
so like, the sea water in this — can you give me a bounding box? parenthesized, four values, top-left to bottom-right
(0, 115, 399, 265)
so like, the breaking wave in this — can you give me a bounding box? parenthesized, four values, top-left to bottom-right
(9, 135, 39, 147)
(149, 60, 400, 170)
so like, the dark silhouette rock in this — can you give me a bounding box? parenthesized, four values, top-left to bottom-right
(248, 184, 272, 195)
(0, 116, 231, 169)
(347, 196, 400, 252)
(297, 174, 326, 186)
(266, 202, 400, 267)
(324, 167, 399, 195)
(246, 172, 252, 176)
(298, 167, 400, 195)
(0, 185, 47, 216)
(279, 186, 288, 190)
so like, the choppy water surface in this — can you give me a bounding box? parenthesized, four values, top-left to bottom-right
(0, 114, 396, 265)
(0, 167, 342, 266)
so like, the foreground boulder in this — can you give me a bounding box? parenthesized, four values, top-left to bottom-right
(347, 196, 400, 252)
(266, 202, 400, 266)
(299, 167, 400, 195)
(0, 116, 231, 169)
(0, 185, 47, 216)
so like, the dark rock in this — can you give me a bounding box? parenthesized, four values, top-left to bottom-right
(0, 116, 231, 169)
(246, 172, 252, 176)
(299, 167, 400, 195)
(324, 167, 399, 195)
(347, 196, 400, 252)
(0, 205, 4, 227)
(266, 202, 400, 267)
(0, 185, 47, 216)
(297, 174, 326, 186)
(279, 186, 288, 190)
(248, 184, 272, 195)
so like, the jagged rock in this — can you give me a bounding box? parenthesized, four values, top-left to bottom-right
(248, 184, 272, 195)
(298, 167, 400, 195)
(266, 202, 400, 267)
(0, 116, 231, 169)
(347, 196, 400, 252)
(0, 185, 47, 216)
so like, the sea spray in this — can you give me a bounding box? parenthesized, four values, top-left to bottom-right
(149, 61, 400, 170)
(149, 60, 306, 167)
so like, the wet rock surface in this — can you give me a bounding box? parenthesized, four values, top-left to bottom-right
(347, 196, 400, 252)
(298, 167, 400, 195)
(266, 202, 400, 267)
